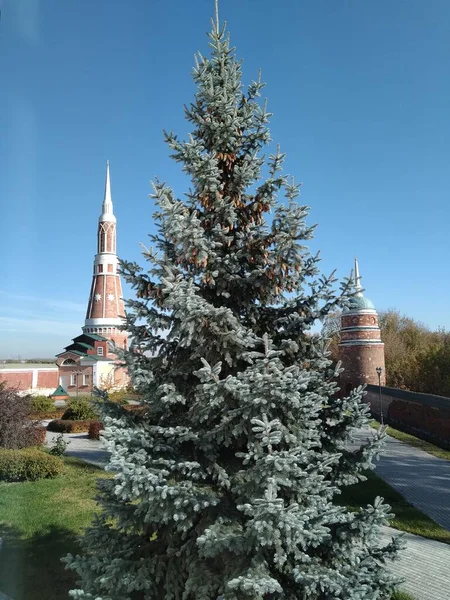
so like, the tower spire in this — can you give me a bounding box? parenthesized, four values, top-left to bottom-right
(83, 162, 127, 350)
(354, 257, 363, 296)
(99, 160, 116, 223)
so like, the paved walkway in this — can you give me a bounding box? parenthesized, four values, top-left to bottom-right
(354, 428, 450, 531)
(380, 526, 450, 600)
(44, 426, 450, 600)
(45, 429, 109, 467)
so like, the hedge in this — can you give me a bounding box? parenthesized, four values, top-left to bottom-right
(123, 404, 147, 415)
(30, 409, 65, 421)
(0, 448, 63, 481)
(88, 421, 104, 440)
(30, 395, 56, 413)
(31, 426, 47, 445)
(47, 419, 95, 433)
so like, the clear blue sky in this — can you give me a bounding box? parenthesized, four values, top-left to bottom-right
(1, 0, 449, 358)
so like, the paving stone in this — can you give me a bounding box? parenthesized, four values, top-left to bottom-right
(354, 428, 450, 531)
(45, 430, 109, 467)
(381, 526, 450, 600)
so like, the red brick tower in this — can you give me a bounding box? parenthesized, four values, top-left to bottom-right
(83, 161, 128, 351)
(338, 259, 385, 393)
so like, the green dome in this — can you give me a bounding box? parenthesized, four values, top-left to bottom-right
(346, 295, 375, 311)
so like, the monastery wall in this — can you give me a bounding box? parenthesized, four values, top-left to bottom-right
(365, 384, 450, 449)
(0, 367, 58, 395)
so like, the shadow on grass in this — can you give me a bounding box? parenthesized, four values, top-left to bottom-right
(0, 524, 80, 600)
(63, 454, 108, 473)
(338, 470, 450, 544)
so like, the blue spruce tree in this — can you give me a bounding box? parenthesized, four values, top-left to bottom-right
(65, 6, 402, 599)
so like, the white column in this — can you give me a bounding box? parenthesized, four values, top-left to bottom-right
(31, 369, 38, 390)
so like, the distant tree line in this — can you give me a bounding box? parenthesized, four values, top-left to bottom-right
(0, 358, 54, 364)
(323, 309, 450, 397)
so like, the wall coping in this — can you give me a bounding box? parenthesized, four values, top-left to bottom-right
(0, 367, 58, 372)
(366, 384, 450, 411)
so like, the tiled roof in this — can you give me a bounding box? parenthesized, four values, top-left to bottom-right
(80, 355, 112, 362)
(56, 349, 86, 357)
(50, 385, 68, 397)
(82, 333, 107, 341)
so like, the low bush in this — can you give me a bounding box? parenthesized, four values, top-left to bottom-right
(30, 395, 55, 413)
(31, 426, 47, 445)
(0, 448, 63, 481)
(47, 419, 95, 433)
(88, 421, 104, 440)
(30, 408, 66, 421)
(123, 404, 146, 414)
(107, 390, 128, 405)
(62, 398, 98, 421)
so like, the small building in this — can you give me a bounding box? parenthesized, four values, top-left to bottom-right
(56, 332, 127, 395)
(49, 385, 70, 402)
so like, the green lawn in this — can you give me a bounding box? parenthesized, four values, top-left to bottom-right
(0, 458, 438, 600)
(391, 593, 416, 600)
(371, 420, 450, 461)
(0, 457, 109, 600)
(338, 469, 450, 544)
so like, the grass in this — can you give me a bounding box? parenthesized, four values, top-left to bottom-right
(0, 457, 438, 600)
(0, 456, 109, 600)
(391, 593, 416, 600)
(338, 469, 450, 544)
(371, 420, 450, 461)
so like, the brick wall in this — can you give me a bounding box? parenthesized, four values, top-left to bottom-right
(365, 385, 450, 448)
(0, 370, 33, 391)
(37, 370, 59, 388)
(341, 313, 380, 328)
(113, 365, 129, 388)
(59, 365, 94, 393)
(340, 344, 386, 391)
(0, 368, 58, 393)
(108, 331, 128, 351)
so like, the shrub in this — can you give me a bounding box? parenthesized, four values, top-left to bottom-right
(107, 390, 128, 405)
(0, 448, 63, 481)
(29, 408, 65, 421)
(123, 404, 146, 413)
(30, 395, 55, 413)
(71, 395, 94, 402)
(50, 434, 70, 457)
(0, 383, 36, 449)
(88, 421, 104, 440)
(31, 426, 47, 445)
(47, 419, 95, 433)
(62, 398, 98, 421)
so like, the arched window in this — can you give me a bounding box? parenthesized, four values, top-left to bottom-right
(62, 358, 77, 366)
(98, 222, 116, 253)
